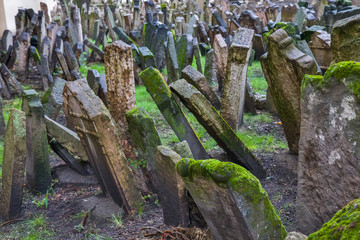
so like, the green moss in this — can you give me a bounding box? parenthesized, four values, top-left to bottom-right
(176, 158, 196, 177)
(301, 74, 324, 92)
(308, 199, 360, 240)
(263, 22, 298, 45)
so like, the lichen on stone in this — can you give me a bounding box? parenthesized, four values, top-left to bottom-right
(308, 198, 360, 240)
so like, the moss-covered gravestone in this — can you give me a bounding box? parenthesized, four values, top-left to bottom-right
(176, 159, 287, 240)
(140, 67, 209, 160)
(204, 49, 217, 86)
(139, 46, 156, 70)
(126, 107, 161, 191)
(170, 79, 265, 179)
(297, 62, 360, 234)
(104, 40, 136, 159)
(308, 199, 360, 239)
(155, 146, 190, 226)
(221, 27, 254, 130)
(0, 109, 26, 220)
(63, 79, 143, 214)
(176, 34, 194, 72)
(261, 29, 317, 154)
(22, 90, 51, 193)
(331, 14, 360, 63)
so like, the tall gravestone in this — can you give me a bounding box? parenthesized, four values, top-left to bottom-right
(165, 31, 180, 84)
(0, 109, 26, 220)
(22, 90, 51, 193)
(213, 34, 228, 91)
(331, 14, 360, 63)
(221, 27, 254, 130)
(261, 29, 317, 154)
(296, 61, 360, 234)
(63, 79, 143, 214)
(104, 40, 136, 159)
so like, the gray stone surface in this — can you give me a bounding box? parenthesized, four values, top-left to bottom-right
(41, 77, 66, 120)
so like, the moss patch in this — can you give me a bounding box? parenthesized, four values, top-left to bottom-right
(308, 199, 360, 239)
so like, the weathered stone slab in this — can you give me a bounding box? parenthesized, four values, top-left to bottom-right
(22, 90, 51, 193)
(213, 34, 228, 91)
(139, 46, 156, 69)
(281, 3, 299, 22)
(0, 63, 23, 96)
(260, 29, 317, 154)
(173, 141, 194, 159)
(126, 107, 161, 191)
(221, 27, 254, 130)
(151, 24, 168, 71)
(156, 146, 190, 226)
(297, 61, 360, 234)
(104, 3, 118, 41)
(140, 68, 209, 160)
(181, 65, 220, 110)
(64, 41, 81, 79)
(45, 115, 88, 162)
(204, 49, 217, 86)
(13, 32, 30, 80)
(2, 30, 13, 53)
(165, 31, 179, 84)
(176, 159, 286, 239)
(193, 38, 202, 73)
(308, 31, 331, 71)
(176, 34, 194, 72)
(83, 39, 104, 61)
(170, 79, 265, 178)
(55, 46, 72, 81)
(245, 78, 257, 114)
(0, 109, 26, 220)
(63, 79, 143, 213)
(297, 40, 322, 74)
(41, 77, 66, 120)
(331, 14, 360, 63)
(0, 73, 12, 100)
(87, 69, 100, 94)
(98, 73, 108, 107)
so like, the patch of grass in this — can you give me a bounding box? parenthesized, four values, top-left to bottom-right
(236, 130, 287, 152)
(243, 113, 273, 125)
(248, 61, 268, 95)
(0, 214, 55, 240)
(80, 63, 105, 77)
(3, 96, 22, 123)
(111, 209, 123, 229)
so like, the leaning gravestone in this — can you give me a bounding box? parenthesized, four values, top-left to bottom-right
(0, 109, 26, 220)
(22, 90, 51, 193)
(221, 27, 254, 130)
(63, 79, 143, 214)
(296, 61, 360, 234)
(170, 79, 265, 179)
(104, 40, 136, 159)
(331, 14, 360, 63)
(41, 77, 66, 120)
(139, 68, 209, 160)
(261, 29, 317, 154)
(155, 146, 190, 226)
(181, 65, 221, 110)
(176, 159, 287, 240)
(165, 31, 180, 84)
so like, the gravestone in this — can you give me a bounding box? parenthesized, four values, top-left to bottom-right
(176, 159, 286, 239)
(22, 90, 51, 193)
(281, 3, 299, 22)
(0, 73, 11, 100)
(83, 39, 104, 61)
(238, 10, 262, 34)
(63, 79, 143, 214)
(308, 31, 332, 71)
(170, 79, 265, 178)
(221, 27, 254, 130)
(14, 32, 30, 80)
(297, 61, 360, 234)
(2, 30, 13, 53)
(151, 24, 168, 70)
(213, 34, 228, 91)
(139, 46, 156, 69)
(45, 116, 88, 162)
(55, 45, 72, 81)
(64, 41, 81, 79)
(181, 65, 220, 109)
(173, 141, 194, 159)
(41, 77, 66, 120)
(260, 29, 317, 154)
(87, 69, 100, 94)
(126, 107, 161, 191)
(139, 68, 209, 160)
(156, 146, 190, 226)
(204, 49, 217, 86)
(165, 31, 180, 84)
(104, 40, 136, 159)
(331, 14, 360, 63)
(0, 109, 26, 220)
(176, 34, 194, 72)
(0, 64, 24, 95)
